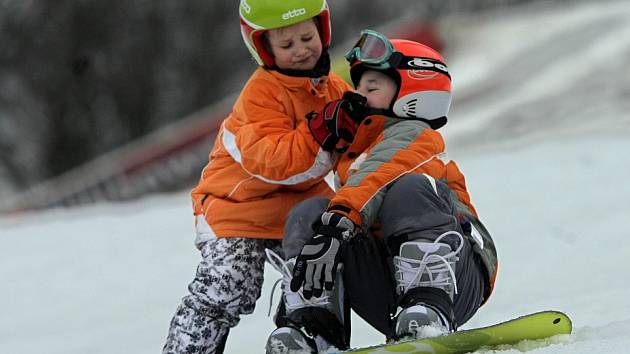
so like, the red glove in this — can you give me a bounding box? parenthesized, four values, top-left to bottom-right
(307, 92, 368, 151)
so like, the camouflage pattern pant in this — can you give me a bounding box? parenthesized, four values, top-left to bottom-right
(162, 237, 281, 354)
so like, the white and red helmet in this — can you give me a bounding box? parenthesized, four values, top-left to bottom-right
(346, 30, 452, 129)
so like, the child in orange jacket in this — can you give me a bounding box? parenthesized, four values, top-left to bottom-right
(265, 31, 498, 352)
(161, 1, 359, 353)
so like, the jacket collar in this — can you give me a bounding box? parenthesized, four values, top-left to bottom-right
(267, 69, 329, 92)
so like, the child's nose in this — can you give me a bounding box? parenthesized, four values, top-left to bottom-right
(295, 45, 309, 57)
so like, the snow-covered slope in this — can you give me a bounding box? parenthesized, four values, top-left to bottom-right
(2, 134, 629, 354)
(2, 1, 630, 353)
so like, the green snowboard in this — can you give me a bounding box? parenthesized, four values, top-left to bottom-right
(334, 311, 572, 354)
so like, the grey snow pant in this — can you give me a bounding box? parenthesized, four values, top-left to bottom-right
(162, 237, 282, 354)
(282, 174, 487, 337)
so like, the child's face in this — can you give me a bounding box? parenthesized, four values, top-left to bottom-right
(266, 19, 323, 71)
(356, 70, 397, 109)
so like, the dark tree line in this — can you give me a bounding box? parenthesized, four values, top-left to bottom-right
(0, 0, 546, 197)
(1, 1, 249, 189)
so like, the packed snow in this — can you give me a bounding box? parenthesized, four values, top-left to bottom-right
(1, 1, 629, 353)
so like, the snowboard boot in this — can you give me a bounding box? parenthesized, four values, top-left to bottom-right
(393, 231, 464, 339)
(264, 249, 347, 353)
(395, 303, 452, 339)
(265, 326, 317, 354)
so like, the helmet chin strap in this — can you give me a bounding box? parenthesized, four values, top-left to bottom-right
(364, 107, 393, 117)
(364, 107, 447, 130)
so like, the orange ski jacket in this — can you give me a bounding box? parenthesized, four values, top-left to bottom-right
(329, 116, 476, 226)
(191, 67, 352, 245)
(329, 115, 498, 297)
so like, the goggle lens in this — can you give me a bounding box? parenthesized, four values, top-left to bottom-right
(345, 30, 393, 66)
(357, 34, 388, 63)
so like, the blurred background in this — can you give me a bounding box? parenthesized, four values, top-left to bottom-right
(2, 1, 630, 354)
(0, 0, 585, 214)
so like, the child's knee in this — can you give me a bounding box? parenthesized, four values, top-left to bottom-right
(388, 173, 441, 199)
(283, 197, 329, 259)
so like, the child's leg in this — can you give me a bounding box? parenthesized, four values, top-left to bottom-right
(163, 237, 277, 354)
(266, 197, 350, 352)
(379, 174, 486, 329)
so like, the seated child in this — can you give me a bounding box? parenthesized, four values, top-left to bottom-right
(264, 30, 498, 353)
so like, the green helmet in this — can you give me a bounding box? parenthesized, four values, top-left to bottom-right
(239, 0, 331, 67)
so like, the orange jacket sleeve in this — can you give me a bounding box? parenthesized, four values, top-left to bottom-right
(222, 76, 335, 186)
(329, 121, 446, 229)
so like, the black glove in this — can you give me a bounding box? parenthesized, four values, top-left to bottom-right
(290, 212, 357, 298)
(307, 91, 369, 151)
(340, 91, 370, 122)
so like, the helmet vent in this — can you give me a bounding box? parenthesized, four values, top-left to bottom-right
(404, 99, 418, 117)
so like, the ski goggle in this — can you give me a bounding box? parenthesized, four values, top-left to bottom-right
(344, 29, 396, 69)
(345, 29, 451, 79)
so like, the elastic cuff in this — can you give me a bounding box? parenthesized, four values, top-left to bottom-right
(327, 204, 362, 229)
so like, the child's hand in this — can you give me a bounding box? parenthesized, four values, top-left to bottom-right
(341, 91, 369, 120)
(290, 212, 356, 298)
(306, 92, 369, 151)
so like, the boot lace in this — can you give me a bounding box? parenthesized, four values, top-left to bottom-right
(393, 231, 464, 296)
(265, 249, 331, 316)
